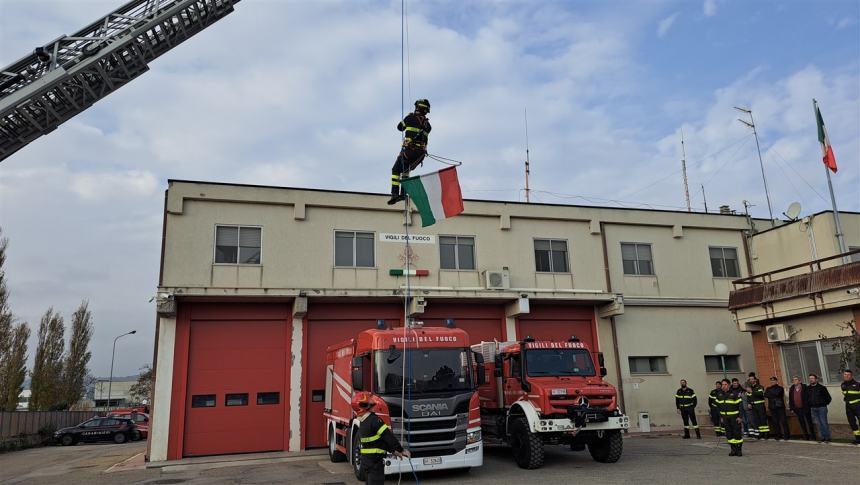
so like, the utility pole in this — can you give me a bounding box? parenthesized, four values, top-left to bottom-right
(107, 330, 136, 411)
(681, 129, 691, 212)
(701, 184, 709, 213)
(734, 107, 775, 226)
(524, 108, 531, 203)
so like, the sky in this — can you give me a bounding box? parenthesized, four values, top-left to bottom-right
(0, 0, 858, 378)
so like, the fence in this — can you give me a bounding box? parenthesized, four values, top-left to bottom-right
(0, 411, 99, 439)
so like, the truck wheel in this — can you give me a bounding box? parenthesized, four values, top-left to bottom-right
(113, 432, 127, 444)
(351, 429, 367, 481)
(60, 434, 75, 446)
(588, 430, 623, 463)
(509, 417, 544, 469)
(329, 426, 346, 463)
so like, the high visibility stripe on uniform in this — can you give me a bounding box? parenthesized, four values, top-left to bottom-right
(360, 448, 387, 454)
(844, 390, 860, 394)
(751, 400, 765, 404)
(849, 398, 860, 404)
(721, 411, 739, 415)
(726, 438, 744, 444)
(360, 424, 390, 443)
(404, 127, 423, 133)
(853, 430, 860, 436)
(758, 426, 770, 431)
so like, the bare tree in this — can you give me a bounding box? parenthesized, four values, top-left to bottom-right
(29, 308, 66, 410)
(62, 301, 93, 407)
(128, 364, 153, 405)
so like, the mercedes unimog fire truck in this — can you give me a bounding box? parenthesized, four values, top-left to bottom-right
(473, 336, 629, 469)
(324, 324, 485, 480)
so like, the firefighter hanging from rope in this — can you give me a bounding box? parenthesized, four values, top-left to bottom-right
(388, 99, 431, 205)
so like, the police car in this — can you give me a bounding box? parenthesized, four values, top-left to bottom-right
(54, 416, 139, 446)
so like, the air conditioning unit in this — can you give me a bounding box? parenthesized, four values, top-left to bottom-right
(483, 269, 510, 290)
(766, 324, 793, 343)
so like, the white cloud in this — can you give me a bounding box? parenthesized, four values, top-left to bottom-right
(835, 17, 856, 30)
(71, 170, 159, 201)
(657, 13, 679, 38)
(704, 0, 718, 17)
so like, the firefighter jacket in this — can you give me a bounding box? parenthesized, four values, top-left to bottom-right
(397, 112, 431, 147)
(716, 388, 744, 417)
(675, 387, 697, 409)
(807, 383, 832, 408)
(358, 412, 404, 457)
(746, 384, 766, 406)
(842, 379, 860, 406)
(764, 384, 785, 409)
(708, 389, 720, 410)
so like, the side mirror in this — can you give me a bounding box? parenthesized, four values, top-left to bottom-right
(600, 367, 608, 377)
(521, 380, 531, 392)
(597, 352, 605, 367)
(144, 417, 150, 422)
(351, 356, 364, 391)
(473, 351, 486, 386)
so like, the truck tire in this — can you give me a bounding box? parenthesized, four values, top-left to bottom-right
(329, 426, 347, 463)
(509, 417, 544, 469)
(588, 430, 623, 463)
(351, 429, 367, 481)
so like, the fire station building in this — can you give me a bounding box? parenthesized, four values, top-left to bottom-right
(149, 179, 760, 462)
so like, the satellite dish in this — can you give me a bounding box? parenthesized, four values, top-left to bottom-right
(784, 202, 801, 221)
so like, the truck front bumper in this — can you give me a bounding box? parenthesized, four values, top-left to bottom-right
(384, 441, 483, 474)
(533, 415, 629, 433)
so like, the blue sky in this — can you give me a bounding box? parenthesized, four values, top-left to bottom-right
(0, 0, 858, 376)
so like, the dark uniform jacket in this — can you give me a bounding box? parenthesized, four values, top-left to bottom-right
(807, 383, 832, 408)
(358, 412, 403, 459)
(708, 389, 720, 410)
(717, 388, 744, 416)
(747, 384, 766, 405)
(764, 384, 785, 409)
(788, 383, 808, 411)
(841, 379, 860, 405)
(675, 387, 697, 409)
(398, 113, 431, 147)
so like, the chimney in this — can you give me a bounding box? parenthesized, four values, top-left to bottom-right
(719, 205, 733, 215)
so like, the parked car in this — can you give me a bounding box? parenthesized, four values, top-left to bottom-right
(109, 411, 150, 439)
(54, 417, 139, 446)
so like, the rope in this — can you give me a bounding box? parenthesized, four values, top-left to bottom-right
(425, 153, 463, 167)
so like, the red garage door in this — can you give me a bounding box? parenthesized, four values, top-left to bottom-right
(183, 303, 290, 457)
(517, 304, 596, 345)
(304, 302, 403, 448)
(420, 302, 506, 344)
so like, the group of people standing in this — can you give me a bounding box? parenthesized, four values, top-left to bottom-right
(677, 369, 860, 457)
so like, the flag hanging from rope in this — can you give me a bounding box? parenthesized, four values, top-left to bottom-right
(815, 101, 838, 172)
(401, 166, 464, 227)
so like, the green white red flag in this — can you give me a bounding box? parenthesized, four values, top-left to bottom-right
(815, 100, 837, 172)
(401, 166, 464, 227)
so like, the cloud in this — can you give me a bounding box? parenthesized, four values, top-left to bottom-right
(71, 171, 158, 201)
(657, 13, 679, 38)
(835, 17, 856, 30)
(704, 0, 718, 17)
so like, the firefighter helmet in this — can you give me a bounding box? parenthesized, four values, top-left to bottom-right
(351, 391, 376, 415)
(415, 99, 430, 113)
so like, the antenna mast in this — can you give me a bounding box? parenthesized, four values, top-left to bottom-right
(701, 184, 709, 213)
(681, 128, 691, 212)
(524, 108, 531, 203)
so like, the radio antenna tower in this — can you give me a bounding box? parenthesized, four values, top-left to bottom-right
(681, 128, 691, 212)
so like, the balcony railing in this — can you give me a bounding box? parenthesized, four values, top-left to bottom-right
(728, 249, 860, 310)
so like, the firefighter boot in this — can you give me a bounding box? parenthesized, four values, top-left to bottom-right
(736, 444, 743, 457)
(728, 445, 736, 456)
(695, 428, 701, 439)
(387, 183, 405, 205)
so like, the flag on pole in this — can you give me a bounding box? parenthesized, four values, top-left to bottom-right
(814, 100, 838, 172)
(401, 166, 464, 227)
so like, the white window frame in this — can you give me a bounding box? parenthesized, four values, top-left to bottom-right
(780, 339, 852, 385)
(439, 235, 477, 271)
(709, 246, 740, 278)
(533, 238, 570, 274)
(333, 230, 376, 268)
(213, 224, 263, 265)
(620, 242, 655, 276)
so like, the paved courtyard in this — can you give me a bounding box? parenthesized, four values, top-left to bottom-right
(0, 435, 857, 484)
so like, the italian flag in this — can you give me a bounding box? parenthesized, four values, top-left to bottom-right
(815, 100, 837, 172)
(401, 166, 464, 227)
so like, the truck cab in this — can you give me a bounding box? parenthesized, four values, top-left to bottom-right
(474, 336, 629, 469)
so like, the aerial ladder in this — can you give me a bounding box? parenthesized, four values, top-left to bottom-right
(0, 0, 241, 162)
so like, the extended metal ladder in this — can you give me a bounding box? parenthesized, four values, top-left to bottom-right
(0, 0, 241, 162)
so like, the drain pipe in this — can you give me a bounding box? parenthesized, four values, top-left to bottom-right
(599, 222, 626, 415)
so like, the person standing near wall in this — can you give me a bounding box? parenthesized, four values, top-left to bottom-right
(840, 369, 860, 445)
(675, 379, 700, 439)
(788, 376, 815, 441)
(731, 378, 750, 436)
(765, 376, 790, 441)
(717, 379, 744, 457)
(807, 373, 832, 443)
(747, 377, 769, 439)
(709, 381, 723, 436)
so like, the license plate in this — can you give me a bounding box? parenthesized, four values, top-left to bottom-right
(552, 389, 566, 396)
(423, 457, 442, 465)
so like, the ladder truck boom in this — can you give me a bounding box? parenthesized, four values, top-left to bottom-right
(0, 0, 241, 162)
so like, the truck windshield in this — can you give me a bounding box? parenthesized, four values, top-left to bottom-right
(525, 349, 596, 377)
(374, 348, 472, 395)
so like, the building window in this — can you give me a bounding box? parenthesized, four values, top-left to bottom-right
(257, 392, 280, 405)
(334, 231, 375, 267)
(534, 239, 569, 273)
(440, 236, 475, 270)
(225, 393, 249, 407)
(821, 338, 856, 383)
(191, 394, 216, 408)
(215, 226, 261, 264)
(621, 243, 654, 275)
(704, 355, 741, 373)
(779, 340, 853, 385)
(849, 246, 860, 263)
(709, 246, 740, 278)
(628, 356, 667, 374)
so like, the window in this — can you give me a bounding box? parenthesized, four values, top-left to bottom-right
(215, 226, 261, 264)
(780, 341, 850, 384)
(709, 246, 740, 278)
(704, 355, 741, 373)
(334, 231, 374, 267)
(225, 393, 249, 406)
(628, 356, 668, 374)
(81, 419, 101, 428)
(257, 392, 280, 405)
(191, 394, 216, 408)
(850, 246, 860, 263)
(621, 243, 654, 275)
(508, 354, 521, 378)
(822, 338, 856, 383)
(440, 236, 475, 270)
(534, 239, 569, 273)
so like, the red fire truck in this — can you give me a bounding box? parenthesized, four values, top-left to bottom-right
(473, 336, 629, 469)
(324, 324, 485, 480)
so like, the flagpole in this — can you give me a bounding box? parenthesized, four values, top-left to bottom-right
(813, 99, 849, 263)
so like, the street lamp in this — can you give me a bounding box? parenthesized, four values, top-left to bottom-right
(715, 343, 729, 380)
(107, 330, 136, 412)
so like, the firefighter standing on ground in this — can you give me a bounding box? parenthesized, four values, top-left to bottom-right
(716, 378, 744, 457)
(746, 377, 769, 439)
(709, 381, 724, 436)
(388, 99, 432, 205)
(841, 369, 860, 445)
(675, 379, 700, 439)
(352, 392, 410, 485)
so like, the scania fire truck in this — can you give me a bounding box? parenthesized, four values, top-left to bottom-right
(473, 336, 629, 469)
(324, 324, 485, 480)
